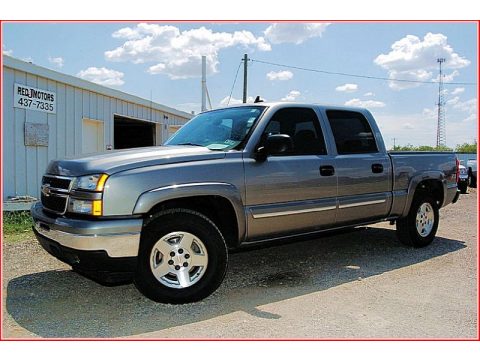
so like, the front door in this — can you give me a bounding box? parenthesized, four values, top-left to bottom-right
(244, 107, 337, 241)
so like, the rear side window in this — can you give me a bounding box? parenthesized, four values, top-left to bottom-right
(263, 107, 327, 155)
(326, 110, 378, 154)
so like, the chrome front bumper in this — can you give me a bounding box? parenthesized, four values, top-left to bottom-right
(31, 202, 143, 258)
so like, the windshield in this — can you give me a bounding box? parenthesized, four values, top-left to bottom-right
(165, 106, 265, 151)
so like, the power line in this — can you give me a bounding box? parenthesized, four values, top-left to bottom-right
(250, 58, 477, 86)
(226, 60, 243, 106)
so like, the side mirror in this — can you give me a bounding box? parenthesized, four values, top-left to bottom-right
(256, 134, 293, 161)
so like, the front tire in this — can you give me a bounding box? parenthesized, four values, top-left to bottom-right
(134, 209, 228, 304)
(458, 182, 468, 194)
(396, 195, 439, 248)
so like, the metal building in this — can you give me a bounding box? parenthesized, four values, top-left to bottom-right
(2, 55, 193, 205)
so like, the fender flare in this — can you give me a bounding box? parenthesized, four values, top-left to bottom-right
(401, 171, 447, 217)
(133, 182, 246, 244)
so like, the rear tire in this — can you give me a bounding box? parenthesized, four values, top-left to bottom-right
(458, 182, 468, 194)
(134, 208, 228, 304)
(396, 195, 439, 248)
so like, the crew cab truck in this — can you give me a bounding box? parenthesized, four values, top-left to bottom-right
(32, 103, 460, 303)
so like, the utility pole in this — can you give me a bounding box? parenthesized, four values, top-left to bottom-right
(436, 58, 446, 147)
(392, 138, 397, 150)
(201, 56, 207, 112)
(242, 53, 248, 103)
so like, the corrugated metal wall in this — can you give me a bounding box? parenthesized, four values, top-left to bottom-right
(3, 66, 190, 199)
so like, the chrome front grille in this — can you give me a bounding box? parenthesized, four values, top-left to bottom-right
(42, 175, 72, 190)
(41, 175, 73, 214)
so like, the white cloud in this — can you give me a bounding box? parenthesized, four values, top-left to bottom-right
(264, 23, 330, 45)
(437, 70, 460, 83)
(77, 67, 125, 86)
(219, 96, 257, 106)
(2, 45, 13, 56)
(281, 90, 301, 102)
(105, 23, 271, 80)
(364, 92, 375, 97)
(377, 98, 477, 149)
(266, 70, 293, 81)
(175, 102, 201, 114)
(344, 98, 386, 108)
(374, 33, 470, 90)
(446, 96, 460, 106)
(462, 113, 476, 123)
(335, 83, 358, 93)
(48, 56, 64, 68)
(376, 112, 436, 148)
(451, 87, 465, 96)
(422, 107, 437, 119)
(452, 98, 477, 114)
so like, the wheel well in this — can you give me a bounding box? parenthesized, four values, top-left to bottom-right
(415, 179, 444, 206)
(145, 196, 239, 249)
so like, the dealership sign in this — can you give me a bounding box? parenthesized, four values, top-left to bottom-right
(14, 83, 56, 114)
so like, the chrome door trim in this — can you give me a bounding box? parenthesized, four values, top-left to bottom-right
(338, 199, 386, 209)
(251, 205, 336, 219)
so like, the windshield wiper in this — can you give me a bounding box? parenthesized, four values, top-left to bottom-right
(176, 142, 205, 147)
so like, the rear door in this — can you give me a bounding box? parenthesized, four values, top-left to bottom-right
(244, 107, 337, 241)
(322, 109, 392, 225)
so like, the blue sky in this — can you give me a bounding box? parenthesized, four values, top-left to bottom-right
(2, 22, 477, 148)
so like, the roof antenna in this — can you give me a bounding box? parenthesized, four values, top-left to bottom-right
(254, 96, 264, 103)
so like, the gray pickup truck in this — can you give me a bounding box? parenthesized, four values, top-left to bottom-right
(32, 103, 460, 303)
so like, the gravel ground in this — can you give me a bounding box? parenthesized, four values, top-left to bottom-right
(2, 189, 477, 339)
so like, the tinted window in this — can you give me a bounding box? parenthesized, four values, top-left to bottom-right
(326, 110, 378, 154)
(263, 108, 326, 155)
(166, 106, 264, 151)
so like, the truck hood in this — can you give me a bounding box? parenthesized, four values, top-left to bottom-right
(46, 146, 226, 176)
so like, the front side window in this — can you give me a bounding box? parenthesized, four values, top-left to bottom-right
(263, 107, 327, 155)
(166, 106, 265, 151)
(326, 110, 378, 155)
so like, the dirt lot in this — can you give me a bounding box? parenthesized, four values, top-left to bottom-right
(2, 190, 477, 339)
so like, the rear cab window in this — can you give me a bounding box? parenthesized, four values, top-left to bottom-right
(326, 110, 378, 155)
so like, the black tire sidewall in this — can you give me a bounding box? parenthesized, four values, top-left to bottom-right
(134, 209, 228, 303)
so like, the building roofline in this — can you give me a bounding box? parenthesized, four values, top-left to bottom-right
(3, 55, 193, 119)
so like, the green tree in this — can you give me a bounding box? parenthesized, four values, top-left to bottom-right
(391, 144, 453, 151)
(417, 145, 436, 151)
(393, 144, 415, 151)
(434, 145, 453, 152)
(455, 141, 477, 153)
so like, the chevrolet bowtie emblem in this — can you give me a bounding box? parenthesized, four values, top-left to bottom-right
(41, 184, 52, 197)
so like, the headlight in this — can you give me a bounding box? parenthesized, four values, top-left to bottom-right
(69, 199, 103, 216)
(73, 174, 108, 191)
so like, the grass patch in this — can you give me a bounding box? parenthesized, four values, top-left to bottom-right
(3, 211, 33, 234)
(3, 211, 34, 243)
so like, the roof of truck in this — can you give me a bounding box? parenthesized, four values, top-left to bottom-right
(221, 102, 369, 112)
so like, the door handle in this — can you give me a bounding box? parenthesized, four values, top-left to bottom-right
(320, 165, 335, 176)
(372, 163, 384, 173)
